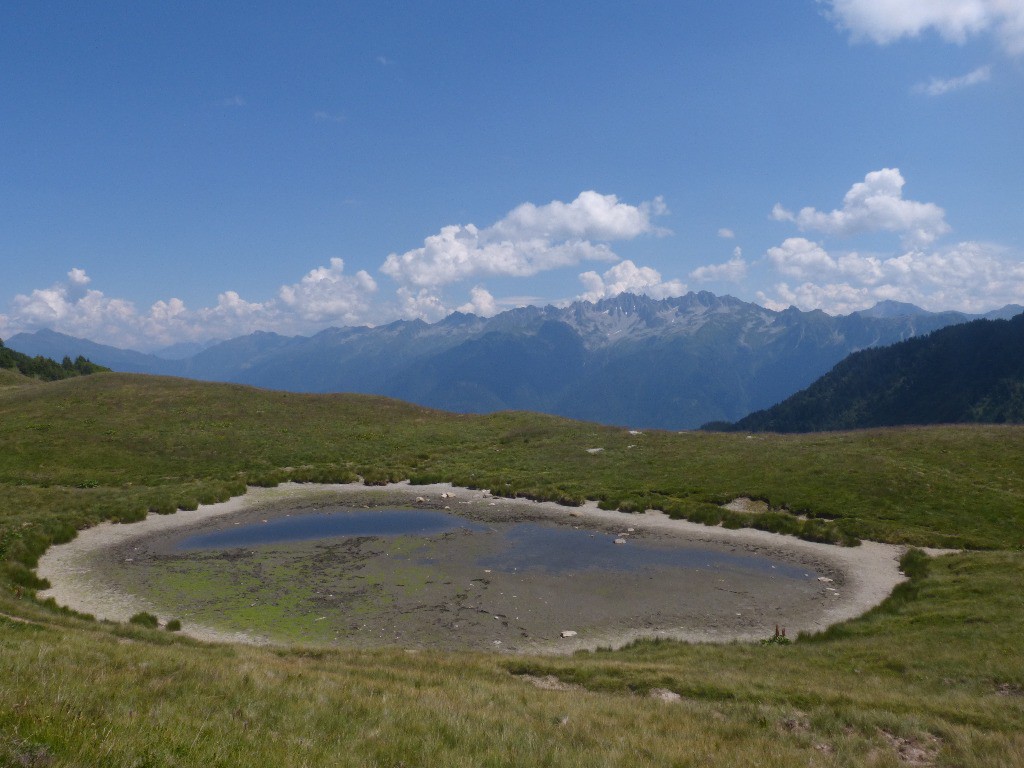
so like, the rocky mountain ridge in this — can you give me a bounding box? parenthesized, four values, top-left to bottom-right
(8, 293, 1021, 429)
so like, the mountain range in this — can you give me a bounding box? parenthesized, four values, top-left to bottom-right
(713, 312, 1024, 433)
(6, 292, 1022, 430)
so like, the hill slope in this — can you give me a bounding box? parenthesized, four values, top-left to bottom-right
(2, 374, 1024, 765)
(722, 314, 1024, 432)
(2, 373, 1022, 555)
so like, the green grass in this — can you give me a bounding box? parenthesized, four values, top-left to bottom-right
(2, 372, 1024, 765)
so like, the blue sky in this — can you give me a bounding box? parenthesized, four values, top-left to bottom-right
(2, 1, 1022, 350)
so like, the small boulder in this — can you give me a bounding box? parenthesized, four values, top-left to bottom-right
(649, 688, 681, 702)
(560, 630, 578, 638)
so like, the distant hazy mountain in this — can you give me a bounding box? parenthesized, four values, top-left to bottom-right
(5, 328, 180, 376)
(8, 293, 1021, 429)
(152, 339, 222, 360)
(716, 313, 1024, 433)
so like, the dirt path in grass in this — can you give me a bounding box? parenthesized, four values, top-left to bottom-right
(36, 482, 910, 653)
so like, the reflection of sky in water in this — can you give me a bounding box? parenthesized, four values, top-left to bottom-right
(478, 523, 813, 580)
(177, 509, 487, 550)
(175, 509, 813, 581)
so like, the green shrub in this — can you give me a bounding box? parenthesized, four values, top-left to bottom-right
(4, 563, 49, 590)
(165, 618, 182, 632)
(129, 612, 159, 629)
(899, 547, 930, 579)
(149, 500, 178, 515)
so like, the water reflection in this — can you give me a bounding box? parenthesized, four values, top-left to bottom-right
(177, 508, 812, 581)
(177, 509, 486, 550)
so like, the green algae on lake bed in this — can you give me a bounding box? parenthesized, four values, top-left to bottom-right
(73, 485, 852, 652)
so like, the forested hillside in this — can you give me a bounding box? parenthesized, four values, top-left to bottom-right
(717, 313, 1024, 433)
(0, 338, 108, 382)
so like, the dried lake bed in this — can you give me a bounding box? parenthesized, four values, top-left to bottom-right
(37, 482, 909, 653)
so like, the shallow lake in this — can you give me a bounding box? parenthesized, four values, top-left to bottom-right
(42, 487, 849, 652)
(178, 508, 488, 549)
(177, 507, 812, 580)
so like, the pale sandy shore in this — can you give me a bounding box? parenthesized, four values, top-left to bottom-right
(37, 482, 912, 652)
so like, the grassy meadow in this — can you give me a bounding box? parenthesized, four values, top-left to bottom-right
(2, 373, 1023, 766)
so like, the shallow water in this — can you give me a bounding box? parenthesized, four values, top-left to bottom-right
(177, 508, 487, 550)
(177, 507, 812, 581)
(478, 523, 812, 579)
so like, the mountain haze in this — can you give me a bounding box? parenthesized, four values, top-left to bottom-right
(8, 293, 1021, 429)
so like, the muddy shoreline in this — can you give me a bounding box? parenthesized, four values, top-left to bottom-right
(37, 482, 908, 654)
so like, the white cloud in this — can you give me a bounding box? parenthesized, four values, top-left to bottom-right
(763, 168, 1024, 313)
(915, 65, 992, 95)
(824, 0, 1024, 55)
(766, 238, 840, 279)
(772, 168, 950, 247)
(3, 260, 381, 350)
(278, 258, 377, 324)
(381, 191, 668, 288)
(395, 287, 449, 323)
(690, 251, 748, 283)
(718, 228, 735, 239)
(7, 268, 136, 341)
(489, 192, 668, 242)
(577, 260, 688, 303)
(758, 239, 1024, 313)
(67, 267, 91, 287)
(220, 95, 246, 108)
(456, 286, 499, 317)
(757, 282, 875, 315)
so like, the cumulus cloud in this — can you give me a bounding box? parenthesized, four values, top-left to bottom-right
(577, 260, 688, 303)
(915, 65, 992, 95)
(772, 168, 950, 247)
(7, 268, 136, 341)
(758, 239, 1024, 314)
(690, 250, 748, 283)
(456, 286, 499, 317)
(381, 191, 668, 289)
(3, 260, 380, 350)
(68, 268, 90, 286)
(717, 228, 735, 239)
(395, 287, 449, 323)
(278, 258, 377, 324)
(762, 167, 1024, 314)
(766, 238, 840, 279)
(824, 0, 1024, 55)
